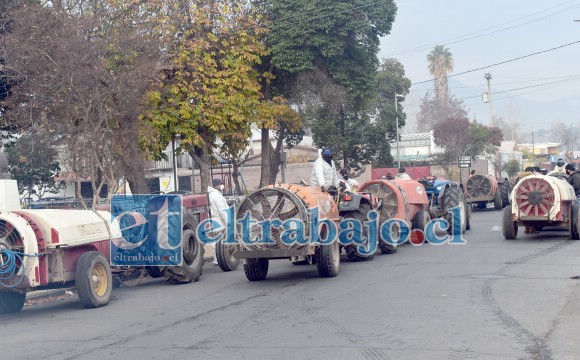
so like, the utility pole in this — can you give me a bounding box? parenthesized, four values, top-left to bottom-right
(395, 94, 404, 168)
(484, 73, 493, 127)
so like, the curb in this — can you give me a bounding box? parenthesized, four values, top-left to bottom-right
(26, 289, 71, 302)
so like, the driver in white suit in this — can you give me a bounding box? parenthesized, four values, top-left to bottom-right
(310, 148, 339, 191)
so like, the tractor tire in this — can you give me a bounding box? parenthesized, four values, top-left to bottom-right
(379, 221, 399, 254)
(244, 258, 269, 281)
(146, 266, 163, 278)
(502, 205, 518, 240)
(570, 203, 579, 240)
(493, 190, 502, 210)
(413, 209, 431, 232)
(442, 187, 465, 235)
(344, 204, 374, 262)
(465, 204, 472, 231)
(0, 292, 26, 314)
(499, 181, 511, 208)
(161, 228, 204, 284)
(316, 241, 340, 278)
(75, 251, 112, 308)
(216, 241, 240, 272)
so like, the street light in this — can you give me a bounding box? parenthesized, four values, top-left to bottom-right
(395, 94, 404, 169)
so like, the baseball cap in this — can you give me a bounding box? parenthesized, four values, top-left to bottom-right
(212, 178, 224, 187)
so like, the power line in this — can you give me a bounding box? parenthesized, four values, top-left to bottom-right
(387, 1, 580, 56)
(411, 40, 580, 86)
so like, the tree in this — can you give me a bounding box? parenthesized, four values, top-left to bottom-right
(5, 131, 63, 199)
(505, 159, 521, 178)
(416, 91, 467, 131)
(426, 45, 453, 101)
(142, 0, 271, 191)
(1, 1, 160, 205)
(433, 117, 503, 175)
(371, 58, 411, 167)
(261, 0, 398, 173)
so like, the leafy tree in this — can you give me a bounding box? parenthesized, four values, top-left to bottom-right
(261, 0, 398, 173)
(433, 117, 503, 175)
(426, 45, 453, 101)
(142, 0, 273, 190)
(5, 132, 63, 199)
(505, 159, 521, 178)
(371, 58, 411, 167)
(416, 91, 467, 131)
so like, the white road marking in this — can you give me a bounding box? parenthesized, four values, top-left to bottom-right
(491, 226, 502, 231)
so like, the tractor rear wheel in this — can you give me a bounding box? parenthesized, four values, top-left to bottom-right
(161, 228, 204, 284)
(502, 205, 518, 240)
(493, 190, 502, 210)
(344, 204, 374, 261)
(244, 258, 269, 281)
(442, 187, 465, 235)
(379, 221, 399, 254)
(76, 251, 112, 308)
(0, 292, 25, 314)
(316, 241, 340, 278)
(499, 181, 511, 208)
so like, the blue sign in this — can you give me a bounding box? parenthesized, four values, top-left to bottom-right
(550, 155, 557, 163)
(110, 195, 182, 266)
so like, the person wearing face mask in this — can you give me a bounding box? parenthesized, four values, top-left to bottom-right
(310, 148, 338, 192)
(339, 168, 359, 192)
(554, 158, 566, 174)
(208, 178, 229, 265)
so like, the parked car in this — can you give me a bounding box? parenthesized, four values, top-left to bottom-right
(28, 196, 81, 209)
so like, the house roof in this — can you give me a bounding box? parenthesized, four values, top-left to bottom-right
(500, 141, 519, 152)
(400, 132, 431, 142)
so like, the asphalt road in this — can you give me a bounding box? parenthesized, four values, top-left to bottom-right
(2, 207, 580, 360)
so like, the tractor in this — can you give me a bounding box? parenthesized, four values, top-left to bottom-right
(465, 174, 510, 210)
(503, 172, 579, 240)
(231, 184, 374, 281)
(417, 176, 470, 234)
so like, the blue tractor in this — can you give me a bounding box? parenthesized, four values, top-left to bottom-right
(417, 175, 471, 234)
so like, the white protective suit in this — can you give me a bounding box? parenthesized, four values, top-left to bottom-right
(341, 178, 360, 192)
(395, 173, 411, 180)
(310, 149, 339, 189)
(207, 186, 230, 264)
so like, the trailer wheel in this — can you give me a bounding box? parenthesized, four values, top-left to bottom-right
(244, 258, 269, 281)
(499, 181, 511, 208)
(379, 221, 399, 254)
(344, 204, 374, 262)
(146, 266, 163, 278)
(0, 292, 25, 314)
(162, 228, 204, 284)
(76, 251, 112, 308)
(502, 205, 518, 240)
(570, 203, 579, 240)
(316, 240, 340, 278)
(493, 190, 502, 210)
(216, 242, 240, 272)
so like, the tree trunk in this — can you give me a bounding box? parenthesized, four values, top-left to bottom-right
(268, 126, 285, 184)
(259, 127, 270, 187)
(232, 162, 242, 194)
(189, 147, 211, 191)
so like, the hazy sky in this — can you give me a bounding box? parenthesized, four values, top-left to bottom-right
(379, 0, 580, 132)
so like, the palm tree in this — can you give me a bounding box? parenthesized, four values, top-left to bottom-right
(427, 45, 454, 101)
